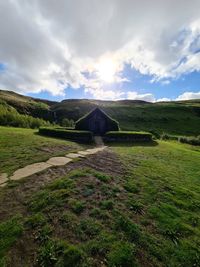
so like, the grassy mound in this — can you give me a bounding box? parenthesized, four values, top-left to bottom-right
(104, 131, 152, 142)
(39, 127, 93, 142)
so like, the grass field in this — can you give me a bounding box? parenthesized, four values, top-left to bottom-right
(0, 126, 83, 175)
(0, 138, 199, 266)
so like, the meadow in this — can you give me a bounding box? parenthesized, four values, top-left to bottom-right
(0, 127, 199, 266)
(0, 91, 200, 266)
(0, 126, 82, 175)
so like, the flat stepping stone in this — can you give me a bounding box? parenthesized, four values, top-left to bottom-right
(66, 153, 85, 158)
(46, 157, 72, 166)
(10, 162, 51, 181)
(0, 173, 8, 185)
(78, 151, 93, 155)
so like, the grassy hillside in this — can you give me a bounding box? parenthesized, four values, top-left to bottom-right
(0, 90, 55, 121)
(1, 90, 200, 135)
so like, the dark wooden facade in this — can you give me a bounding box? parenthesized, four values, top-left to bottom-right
(75, 108, 119, 135)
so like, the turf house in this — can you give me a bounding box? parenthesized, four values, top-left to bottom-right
(75, 107, 119, 135)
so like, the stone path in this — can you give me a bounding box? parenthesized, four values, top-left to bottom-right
(0, 146, 107, 187)
(94, 135, 104, 146)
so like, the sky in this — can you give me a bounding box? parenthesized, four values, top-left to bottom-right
(0, 0, 200, 102)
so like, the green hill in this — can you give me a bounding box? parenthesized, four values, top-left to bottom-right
(1, 89, 200, 135)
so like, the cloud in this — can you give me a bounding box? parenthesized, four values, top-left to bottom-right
(127, 91, 155, 102)
(156, 98, 171, 102)
(1, 0, 200, 98)
(176, 91, 200, 100)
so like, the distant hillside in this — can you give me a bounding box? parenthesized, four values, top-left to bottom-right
(1, 89, 200, 135)
(0, 90, 56, 122)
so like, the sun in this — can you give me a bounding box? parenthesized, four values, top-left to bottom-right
(96, 58, 116, 83)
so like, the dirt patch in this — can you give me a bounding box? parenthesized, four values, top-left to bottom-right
(0, 148, 127, 267)
(36, 144, 75, 154)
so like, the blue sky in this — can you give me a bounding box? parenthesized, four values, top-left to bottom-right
(1, 0, 200, 102)
(27, 66, 200, 102)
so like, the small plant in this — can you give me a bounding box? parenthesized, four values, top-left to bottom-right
(76, 218, 101, 239)
(93, 171, 111, 182)
(114, 212, 141, 243)
(60, 211, 77, 227)
(124, 180, 140, 193)
(126, 200, 144, 214)
(89, 208, 109, 220)
(100, 200, 114, 210)
(82, 186, 94, 197)
(0, 216, 23, 260)
(36, 224, 53, 244)
(68, 199, 85, 214)
(107, 241, 137, 267)
(59, 244, 86, 267)
(25, 213, 47, 228)
(37, 240, 58, 267)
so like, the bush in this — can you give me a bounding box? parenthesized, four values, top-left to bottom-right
(179, 136, 200, 146)
(160, 133, 178, 141)
(39, 127, 93, 142)
(61, 118, 74, 127)
(104, 131, 152, 142)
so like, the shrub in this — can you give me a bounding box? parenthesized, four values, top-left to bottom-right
(39, 127, 93, 142)
(179, 136, 200, 146)
(149, 130, 160, 139)
(61, 118, 74, 127)
(160, 133, 178, 141)
(104, 131, 152, 142)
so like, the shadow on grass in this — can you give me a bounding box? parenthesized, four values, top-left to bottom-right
(34, 131, 94, 145)
(105, 140, 158, 147)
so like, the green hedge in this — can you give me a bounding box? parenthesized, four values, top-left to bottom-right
(104, 131, 152, 142)
(39, 127, 93, 142)
(160, 133, 200, 146)
(179, 136, 200, 146)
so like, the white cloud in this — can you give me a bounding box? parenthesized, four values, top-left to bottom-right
(127, 91, 155, 102)
(176, 91, 200, 100)
(156, 98, 171, 102)
(1, 0, 200, 99)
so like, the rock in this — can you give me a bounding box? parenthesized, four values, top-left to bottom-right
(10, 162, 51, 181)
(0, 173, 8, 184)
(46, 157, 72, 166)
